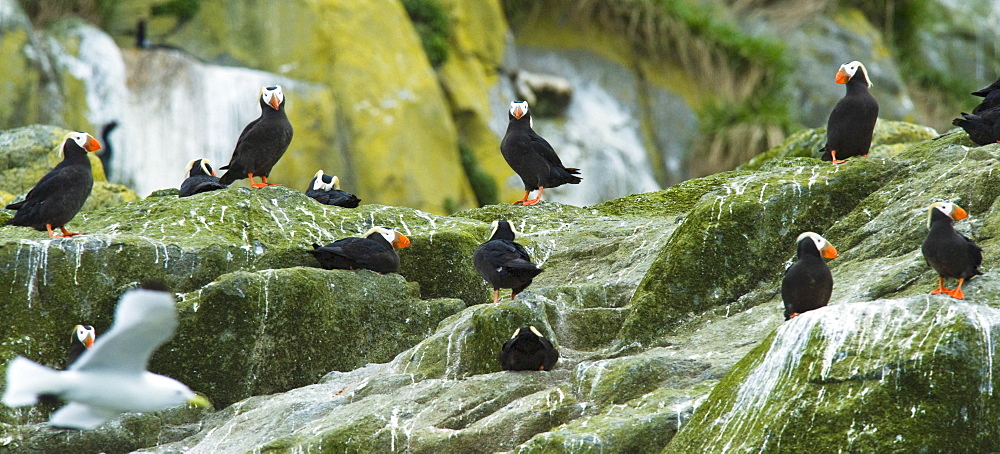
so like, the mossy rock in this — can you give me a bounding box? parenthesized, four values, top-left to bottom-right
(155, 267, 465, 407)
(621, 157, 905, 343)
(667, 298, 1000, 453)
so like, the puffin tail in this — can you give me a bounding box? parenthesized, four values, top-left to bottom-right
(819, 146, 832, 161)
(562, 167, 582, 185)
(2, 357, 65, 406)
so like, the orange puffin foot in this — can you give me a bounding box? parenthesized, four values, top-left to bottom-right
(47, 225, 84, 238)
(788, 312, 801, 319)
(946, 279, 966, 300)
(511, 190, 531, 205)
(520, 187, 544, 206)
(930, 277, 951, 295)
(493, 290, 500, 304)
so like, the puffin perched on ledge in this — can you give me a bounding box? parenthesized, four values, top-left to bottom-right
(6, 132, 101, 238)
(952, 108, 1000, 146)
(309, 227, 411, 274)
(305, 170, 361, 208)
(820, 61, 879, 164)
(781, 232, 838, 320)
(500, 101, 581, 205)
(179, 159, 226, 197)
(66, 325, 96, 368)
(473, 220, 543, 304)
(499, 326, 559, 371)
(921, 202, 982, 300)
(219, 85, 293, 188)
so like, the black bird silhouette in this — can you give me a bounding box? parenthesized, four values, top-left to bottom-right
(781, 232, 838, 320)
(952, 107, 1000, 146)
(309, 227, 411, 274)
(499, 326, 559, 371)
(921, 202, 982, 300)
(820, 61, 879, 164)
(473, 220, 543, 304)
(305, 170, 360, 208)
(6, 132, 101, 237)
(219, 86, 293, 187)
(179, 158, 227, 197)
(500, 101, 581, 205)
(972, 77, 1000, 114)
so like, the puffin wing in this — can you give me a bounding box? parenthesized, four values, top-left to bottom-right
(961, 232, 984, 272)
(528, 133, 567, 168)
(70, 289, 177, 375)
(220, 118, 262, 170)
(10, 163, 77, 209)
(539, 336, 559, 370)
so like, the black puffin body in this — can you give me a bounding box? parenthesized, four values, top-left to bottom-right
(66, 324, 95, 368)
(219, 86, 293, 187)
(179, 159, 227, 197)
(820, 61, 879, 164)
(952, 107, 1000, 146)
(473, 220, 543, 304)
(500, 101, 581, 205)
(305, 170, 360, 208)
(781, 232, 838, 320)
(6, 132, 101, 237)
(499, 326, 559, 371)
(309, 227, 411, 273)
(921, 202, 982, 300)
(972, 77, 1000, 114)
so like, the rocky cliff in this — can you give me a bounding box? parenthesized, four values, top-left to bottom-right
(2, 119, 999, 452)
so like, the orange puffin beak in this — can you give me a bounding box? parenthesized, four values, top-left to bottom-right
(835, 68, 850, 84)
(269, 96, 281, 110)
(394, 233, 411, 249)
(83, 333, 94, 349)
(84, 135, 102, 152)
(513, 105, 524, 120)
(952, 205, 968, 221)
(822, 244, 839, 259)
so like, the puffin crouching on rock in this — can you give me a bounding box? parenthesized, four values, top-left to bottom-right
(305, 170, 361, 208)
(500, 101, 581, 205)
(499, 326, 559, 371)
(6, 132, 101, 238)
(219, 85, 293, 188)
(309, 227, 410, 274)
(473, 220, 543, 304)
(952, 108, 1000, 146)
(921, 202, 982, 300)
(782, 232, 838, 320)
(820, 61, 879, 164)
(179, 159, 227, 197)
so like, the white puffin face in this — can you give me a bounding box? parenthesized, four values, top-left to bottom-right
(261, 85, 284, 110)
(312, 170, 327, 191)
(510, 101, 529, 121)
(68, 132, 90, 149)
(929, 201, 967, 226)
(797, 232, 838, 258)
(59, 132, 100, 158)
(840, 61, 872, 88)
(73, 324, 95, 346)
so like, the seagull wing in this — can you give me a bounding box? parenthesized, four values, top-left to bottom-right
(49, 402, 121, 430)
(70, 289, 178, 375)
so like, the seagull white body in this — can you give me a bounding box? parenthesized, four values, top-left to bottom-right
(3, 289, 208, 429)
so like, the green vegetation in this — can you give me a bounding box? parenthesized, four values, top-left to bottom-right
(151, 0, 201, 23)
(18, 0, 118, 27)
(459, 144, 500, 206)
(402, 0, 451, 68)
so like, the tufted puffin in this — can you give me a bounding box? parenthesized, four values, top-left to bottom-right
(921, 202, 982, 300)
(179, 159, 227, 197)
(972, 77, 1000, 114)
(305, 170, 361, 208)
(66, 324, 95, 368)
(219, 86, 293, 188)
(820, 61, 879, 164)
(499, 326, 559, 371)
(500, 101, 581, 205)
(308, 227, 410, 273)
(782, 232, 838, 320)
(6, 132, 101, 238)
(473, 220, 543, 304)
(952, 107, 1000, 146)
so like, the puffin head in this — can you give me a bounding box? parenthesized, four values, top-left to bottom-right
(928, 201, 968, 227)
(509, 101, 530, 121)
(835, 61, 872, 88)
(489, 220, 518, 241)
(511, 326, 544, 340)
(260, 85, 285, 111)
(72, 324, 96, 349)
(59, 132, 101, 158)
(185, 158, 216, 177)
(311, 170, 342, 191)
(797, 232, 838, 259)
(365, 226, 411, 250)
